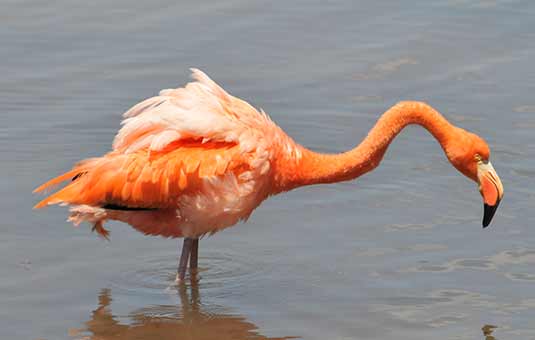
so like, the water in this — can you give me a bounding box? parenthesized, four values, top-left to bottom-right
(2, 0, 534, 339)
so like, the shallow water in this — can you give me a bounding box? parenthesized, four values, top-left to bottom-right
(2, 0, 535, 339)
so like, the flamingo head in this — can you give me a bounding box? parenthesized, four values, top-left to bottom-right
(445, 129, 504, 228)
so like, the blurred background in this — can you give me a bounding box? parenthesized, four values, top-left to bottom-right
(1, 0, 534, 339)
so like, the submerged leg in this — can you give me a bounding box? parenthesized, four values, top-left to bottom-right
(189, 238, 199, 271)
(177, 238, 193, 282)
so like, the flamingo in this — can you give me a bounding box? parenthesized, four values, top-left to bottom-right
(34, 69, 504, 282)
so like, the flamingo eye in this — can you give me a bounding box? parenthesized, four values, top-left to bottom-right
(475, 154, 489, 165)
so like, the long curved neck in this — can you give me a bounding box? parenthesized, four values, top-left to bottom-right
(277, 101, 457, 191)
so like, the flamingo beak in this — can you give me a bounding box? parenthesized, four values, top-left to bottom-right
(477, 161, 504, 228)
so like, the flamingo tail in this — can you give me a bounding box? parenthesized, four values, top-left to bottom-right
(33, 159, 98, 209)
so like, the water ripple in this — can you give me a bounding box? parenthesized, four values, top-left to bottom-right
(110, 250, 266, 298)
(401, 248, 535, 282)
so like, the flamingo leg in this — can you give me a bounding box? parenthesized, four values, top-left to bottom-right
(189, 238, 199, 271)
(177, 238, 193, 282)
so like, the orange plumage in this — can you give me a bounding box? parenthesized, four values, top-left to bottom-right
(35, 141, 240, 209)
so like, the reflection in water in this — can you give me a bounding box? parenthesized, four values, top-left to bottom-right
(71, 281, 296, 340)
(482, 324, 497, 340)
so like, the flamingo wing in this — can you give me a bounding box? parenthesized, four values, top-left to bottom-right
(113, 68, 274, 155)
(34, 69, 275, 210)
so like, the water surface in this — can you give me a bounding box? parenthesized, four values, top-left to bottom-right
(2, 0, 535, 339)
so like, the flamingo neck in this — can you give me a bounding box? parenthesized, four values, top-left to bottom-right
(277, 101, 457, 191)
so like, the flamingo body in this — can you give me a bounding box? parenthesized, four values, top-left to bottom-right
(34, 69, 300, 238)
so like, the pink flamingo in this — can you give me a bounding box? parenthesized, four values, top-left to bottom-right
(34, 69, 504, 281)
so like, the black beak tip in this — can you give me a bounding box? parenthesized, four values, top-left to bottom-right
(482, 200, 500, 228)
